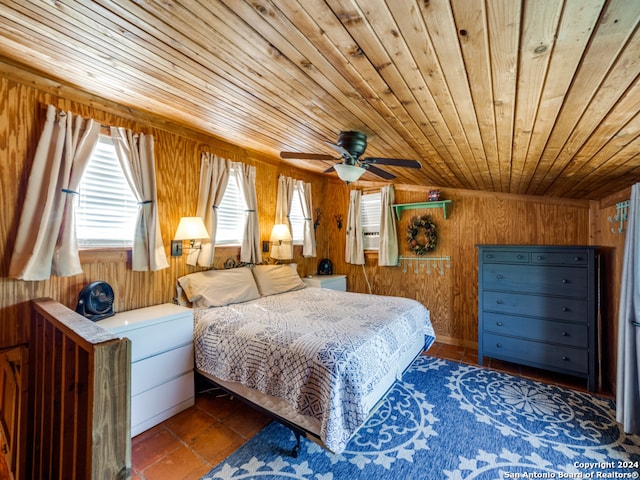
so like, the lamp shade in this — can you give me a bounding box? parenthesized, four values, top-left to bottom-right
(270, 223, 292, 260)
(334, 163, 366, 183)
(174, 217, 209, 241)
(270, 223, 292, 243)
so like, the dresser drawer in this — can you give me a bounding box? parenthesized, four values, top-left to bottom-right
(132, 371, 194, 433)
(480, 250, 529, 263)
(132, 343, 194, 396)
(531, 251, 589, 266)
(482, 264, 588, 297)
(483, 291, 588, 322)
(482, 313, 588, 347)
(125, 317, 193, 362)
(483, 333, 589, 374)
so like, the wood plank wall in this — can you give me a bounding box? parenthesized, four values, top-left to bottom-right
(0, 71, 327, 349)
(0, 63, 628, 392)
(590, 188, 630, 393)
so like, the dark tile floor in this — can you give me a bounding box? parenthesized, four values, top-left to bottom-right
(130, 341, 605, 479)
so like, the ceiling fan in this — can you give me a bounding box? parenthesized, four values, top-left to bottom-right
(280, 131, 421, 183)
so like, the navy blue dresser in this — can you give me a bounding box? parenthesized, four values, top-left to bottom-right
(477, 245, 600, 391)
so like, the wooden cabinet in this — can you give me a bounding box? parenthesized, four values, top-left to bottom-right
(478, 245, 600, 391)
(98, 304, 194, 436)
(0, 346, 27, 480)
(302, 274, 347, 291)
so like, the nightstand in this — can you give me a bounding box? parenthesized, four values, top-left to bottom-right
(97, 303, 194, 436)
(302, 274, 347, 291)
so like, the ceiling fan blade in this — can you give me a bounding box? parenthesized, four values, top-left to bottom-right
(365, 164, 397, 180)
(363, 157, 422, 169)
(322, 165, 335, 174)
(280, 152, 336, 161)
(325, 141, 352, 160)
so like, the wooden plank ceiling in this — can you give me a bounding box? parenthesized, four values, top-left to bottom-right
(0, 0, 639, 200)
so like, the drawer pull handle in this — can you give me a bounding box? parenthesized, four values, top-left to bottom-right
(562, 331, 569, 336)
(517, 255, 523, 259)
(486, 254, 494, 258)
(537, 256, 543, 260)
(562, 307, 568, 312)
(496, 322, 503, 326)
(496, 343, 503, 348)
(574, 257, 580, 261)
(496, 300, 503, 305)
(562, 356, 569, 361)
(496, 274, 503, 279)
(562, 279, 568, 284)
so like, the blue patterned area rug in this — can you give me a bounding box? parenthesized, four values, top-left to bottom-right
(202, 356, 640, 479)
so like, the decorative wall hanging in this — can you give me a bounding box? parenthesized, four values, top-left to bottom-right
(609, 200, 629, 234)
(398, 256, 451, 275)
(314, 208, 322, 231)
(407, 215, 438, 255)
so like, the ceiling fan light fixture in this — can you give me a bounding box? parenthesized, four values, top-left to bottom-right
(334, 163, 366, 183)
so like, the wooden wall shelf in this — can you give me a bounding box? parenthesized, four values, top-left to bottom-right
(392, 200, 453, 220)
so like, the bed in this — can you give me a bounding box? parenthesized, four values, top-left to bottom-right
(178, 264, 435, 455)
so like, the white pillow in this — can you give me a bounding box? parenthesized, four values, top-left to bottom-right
(252, 264, 306, 296)
(177, 267, 260, 308)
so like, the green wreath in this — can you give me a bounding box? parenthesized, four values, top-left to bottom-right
(406, 215, 438, 255)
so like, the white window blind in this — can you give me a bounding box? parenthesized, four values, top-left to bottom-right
(289, 184, 305, 244)
(76, 135, 138, 247)
(215, 167, 246, 245)
(361, 191, 381, 250)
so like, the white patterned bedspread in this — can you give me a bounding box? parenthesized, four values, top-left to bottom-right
(193, 287, 435, 453)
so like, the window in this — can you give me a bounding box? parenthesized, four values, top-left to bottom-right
(76, 136, 138, 247)
(361, 191, 381, 250)
(215, 167, 246, 245)
(289, 183, 305, 244)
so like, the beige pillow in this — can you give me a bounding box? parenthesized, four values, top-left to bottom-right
(252, 264, 306, 296)
(177, 267, 260, 308)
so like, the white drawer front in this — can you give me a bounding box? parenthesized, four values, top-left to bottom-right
(303, 275, 346, 291)
(131, 344, 194, 396)
(322, 277, 346, 291)
(126, 317, 193, 362)
(131, 371, 194, 431)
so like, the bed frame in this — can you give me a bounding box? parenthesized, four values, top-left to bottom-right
(195, 370, 310, 457)
(194, 339, 427, 458)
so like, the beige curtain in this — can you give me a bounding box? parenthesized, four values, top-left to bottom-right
(9, 104, 100, 280)
(272, 175, 295, 260)
(235, 162, 261, 263)
(345, 189, 365, 265)
(189, 153, 231, 267)
(378, 185, 398, 266)
(296, 180, 316, 258)
(111, 127, 168, 271)
(616, 182, 640, 434)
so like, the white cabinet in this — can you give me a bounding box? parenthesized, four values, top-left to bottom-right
(98, 304, 194, 436)
(302, 274, 347, 291)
